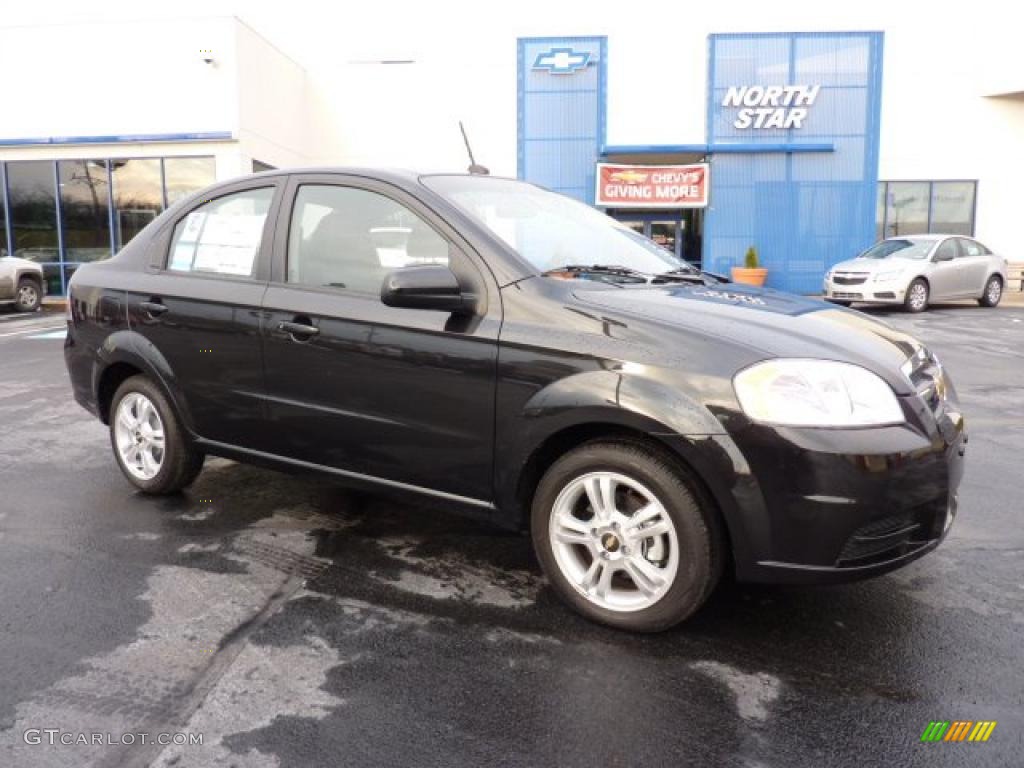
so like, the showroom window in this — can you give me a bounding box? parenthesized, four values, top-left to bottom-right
(7, 161, 61, 295)
(164, 157, 217, 206)
(111, 159, 164, 250)
(876, 181, 977, 240)
(0, 155, 216, 295)
(0, 164, 7, 258)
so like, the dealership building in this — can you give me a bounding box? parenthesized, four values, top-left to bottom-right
(0, 11, 1019, 295)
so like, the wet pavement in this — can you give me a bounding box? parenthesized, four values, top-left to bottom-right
(0, 303, 1022, 767)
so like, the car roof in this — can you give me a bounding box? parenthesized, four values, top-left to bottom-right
(244, 167, 521, 185)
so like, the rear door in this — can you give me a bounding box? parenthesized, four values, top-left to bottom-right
(258, 174, 500, 504)
(955, 238, 990, 296)
(124, 179, 283, 446)
(927, 238, 960, 300)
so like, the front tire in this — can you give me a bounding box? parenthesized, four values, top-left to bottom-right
(904, 278, 929, 313)
(531, 440, 721, 632)
(14, 278, 41, 313)
(109, 375, 204, 494)
(978, 275, 1003, 307)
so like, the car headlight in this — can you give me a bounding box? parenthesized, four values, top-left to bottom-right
(874, 269, 903, 282)
(733, 359, 904, 427)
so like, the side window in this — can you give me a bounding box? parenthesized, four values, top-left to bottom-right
(287, 185, 449, 293)
(168, 187, 274, 277)
(934, 239, 957, 262)
(956, 238, 983, 257)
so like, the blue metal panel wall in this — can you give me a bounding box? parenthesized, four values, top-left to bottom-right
(704, 32, 883, 293)
(517, 37, 607, 203)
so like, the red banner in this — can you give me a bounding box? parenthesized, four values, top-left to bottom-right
(595, 163, 709, 208)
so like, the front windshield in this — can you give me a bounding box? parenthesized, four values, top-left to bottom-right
(859, 239, 933, 260)
(422, 175, 687, 275)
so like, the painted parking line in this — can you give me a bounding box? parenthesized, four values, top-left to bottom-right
(0, 311, 39, 322)
(0, 324, 66, 339)
(26, 329, 68, 340)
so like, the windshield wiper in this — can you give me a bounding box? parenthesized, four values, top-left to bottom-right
(541, 264, 649, 283)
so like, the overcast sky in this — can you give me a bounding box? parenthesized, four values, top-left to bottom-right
(2, 0, 1013, 75)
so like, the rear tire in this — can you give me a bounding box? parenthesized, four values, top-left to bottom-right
(14, 278, 41, 313)
(109, 375, 204, 494)
(531, 440, 721, 632)
(904, 278, 929, 313)
(978, 275, 1003, 307)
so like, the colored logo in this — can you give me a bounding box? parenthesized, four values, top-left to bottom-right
(920, 721, 997, 743)
(608, 170, 649, 184)
(532, 47, 591, 74)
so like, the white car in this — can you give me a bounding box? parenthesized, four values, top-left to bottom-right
(824, 235, 1008, 312)
(0, 256, 45, 312)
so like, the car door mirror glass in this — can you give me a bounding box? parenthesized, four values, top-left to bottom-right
(381, 265, 470, 313)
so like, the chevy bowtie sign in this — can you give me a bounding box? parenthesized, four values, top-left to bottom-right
(722, 85, 821, 129)
(595, 163, 709, 208)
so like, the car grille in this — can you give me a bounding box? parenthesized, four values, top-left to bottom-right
(832, 273, 869, 285)
(836, 501, 945, 567)
(831, 291, 862, 299)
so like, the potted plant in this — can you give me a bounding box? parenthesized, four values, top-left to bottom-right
(731, 245, 768, 286)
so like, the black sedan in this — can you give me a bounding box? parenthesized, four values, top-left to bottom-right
(64, 169, 966, 632)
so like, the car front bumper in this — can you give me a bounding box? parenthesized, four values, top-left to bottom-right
(664, 392, 966, 585)
(823, 277, 908, 305)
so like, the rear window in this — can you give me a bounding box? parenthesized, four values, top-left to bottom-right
(168, 188, 274, 277)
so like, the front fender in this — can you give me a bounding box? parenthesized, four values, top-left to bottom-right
(522, 369, 726, 437)
(494, 368, 731, 517)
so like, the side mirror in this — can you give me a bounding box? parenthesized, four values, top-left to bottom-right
(381, 265, 472, 313)
(933, 249, 954, 262)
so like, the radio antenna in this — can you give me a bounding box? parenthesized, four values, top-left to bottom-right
(459, 121, 490, 175)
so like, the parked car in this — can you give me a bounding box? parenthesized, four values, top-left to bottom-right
(64, 170, 966, 632)
(824, 235, 1007, 312)
(0, 256, 45, 312)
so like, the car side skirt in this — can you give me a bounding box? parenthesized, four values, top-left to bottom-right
(195, 437, 498, 513)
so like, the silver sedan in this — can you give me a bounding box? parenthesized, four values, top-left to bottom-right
(823, 235, 1008, 312)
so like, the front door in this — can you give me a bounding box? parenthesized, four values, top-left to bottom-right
(955, 238, 990, 296)
(259, 175, 500, 503)
(927, 238, 961, 300)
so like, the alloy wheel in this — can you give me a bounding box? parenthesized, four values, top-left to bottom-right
(113, 392, 166, 480)
(909, 282, 928, 311)
(986, 279, 1002, 305)
(548, 471, 679, 612)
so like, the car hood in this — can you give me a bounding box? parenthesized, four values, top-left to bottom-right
(573, 282, 924, 395)
(0, 256, 42, 271)
(831, 256, 922, 273)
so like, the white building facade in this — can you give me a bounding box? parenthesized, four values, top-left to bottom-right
(0, 6, 1019, 294)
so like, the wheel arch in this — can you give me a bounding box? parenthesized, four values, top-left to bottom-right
(16, 269, 43, 290)
(514, 422, 737, 579)
(92, 331, 195, 433)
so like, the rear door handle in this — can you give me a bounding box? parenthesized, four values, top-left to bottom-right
(278, 320, 320, 338)
(139, 301, 168, 316)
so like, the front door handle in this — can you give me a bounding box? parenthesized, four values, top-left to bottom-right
(139, 301, 168, 316)
(278, 320, 320, 338)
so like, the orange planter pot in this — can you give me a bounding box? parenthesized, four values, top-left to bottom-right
(730, 267, 768, 286)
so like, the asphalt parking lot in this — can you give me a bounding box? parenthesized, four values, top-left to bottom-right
(1, 300, 1022, 768)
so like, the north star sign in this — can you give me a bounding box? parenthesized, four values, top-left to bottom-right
(722, 84, 821, 129)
